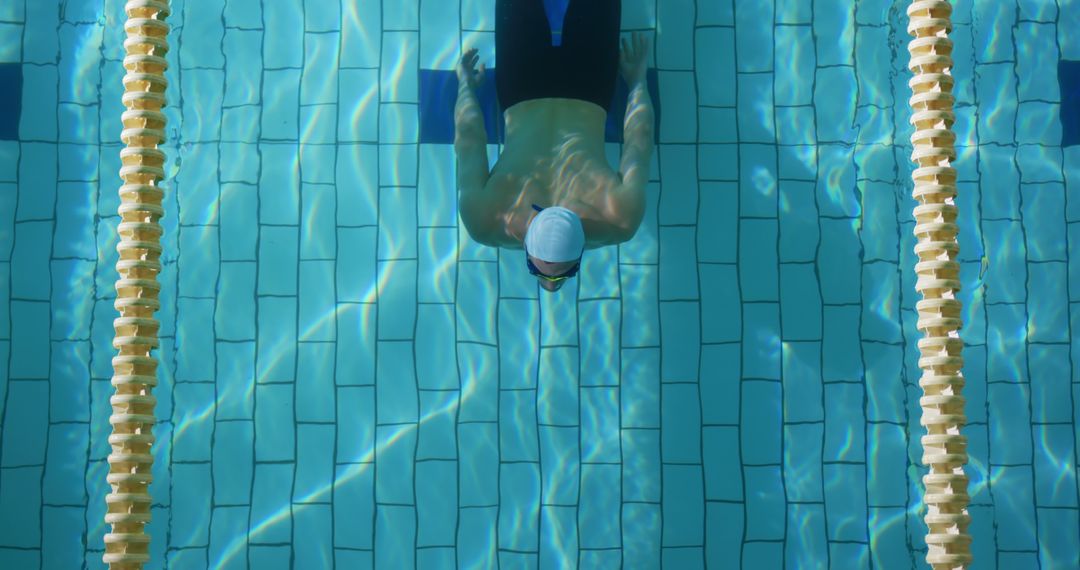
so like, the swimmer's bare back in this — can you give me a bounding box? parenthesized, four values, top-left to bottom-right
(453, 33, 655, 250)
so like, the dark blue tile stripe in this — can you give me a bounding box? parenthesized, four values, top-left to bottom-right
(0, 64, 20, 140)
(1062, 60, 1080, 147)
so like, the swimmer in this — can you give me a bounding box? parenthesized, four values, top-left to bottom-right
(454, 0, 654, 292)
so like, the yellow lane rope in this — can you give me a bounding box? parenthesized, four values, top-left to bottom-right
(906, 1, 972, 568)
(104, 1, 170, 568)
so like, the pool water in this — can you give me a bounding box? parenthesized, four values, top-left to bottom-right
(0, 0, 1078, 568)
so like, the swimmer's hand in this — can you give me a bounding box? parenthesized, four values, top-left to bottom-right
(457, 47, 486, 91)
(619, 32, 649, 86)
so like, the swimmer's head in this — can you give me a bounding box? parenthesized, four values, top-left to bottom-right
(524, 205, 585, 292)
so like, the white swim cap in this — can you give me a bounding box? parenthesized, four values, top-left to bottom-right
(524, 205, 585, 262)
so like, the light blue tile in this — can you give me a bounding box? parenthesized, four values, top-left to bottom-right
(534, 345, 575, 425)
(301, 32, 339, 105)
(460, 425, 501, 505)
(417, 547, 454, 569)
(818, 218, 861, 304)
(779, 144, 817, 182)
(378, 187, 417, 259)
(208, 506, 250, 570)
(814, 2, 853, 65)
(638, 2, 671, 63)
(740, 143, 777, 215)
(255, 380, 298, 459)
(992, 465, 1038, 551)
(256, 297, 297, 383)
(734, 1, 772, 72)
(988, 382, 1032, 465)
(579, 464, 620, 549)
(973, 0, 1016, 62)
(1032, 424, 1077, 508)
(220, 184, 257, 261)
(223, 0, 260, 31)
(458, 507, 497, 568)
(618, 504, 659, 567)
(784, 504, 827, 567)
(580, 385, 618, 461)
(982, 221, 1026, 304)
(295, 425, 335, 504)
(374, 426, 416, 505)
(1018, 142, 1063, 182)
(824, 382, 865, 463)
(815, 67, 857, 142)
(662, 464, 704, 546)
(703, 426, 741, 501)
(216, 340, 254, 419)
(657, 145, 697, 224)
(50, 259, 93, 340)
(333, 467, 374, 550)
(380, 32, 418, 103)
(417, 144, 456, 227)
(855, 0, 889, 24)
(775, 26, 814, 107)
(745, 466, 785, 541)
(220, 143, 258, 184)
(59, 103, 99, 145)
(49, 341, 89, 422)
(578, 301, 618, 387)
(172, 382, 215, 464)
(659, 228, 698, 301)
(867, 424, 907, 507)
(988, 304, 1028, 383)
(341, 0, 380, 67)
(336, 386, 374, 463)
(1022, 183, 1066, 261)
(776, 106, 816, 146)
(376, 260, 416, 339)
(16, 144, 56, 221)
(337, 70, 379, 142)
(1028, 264, 1068, 345)
(250, 464, 294, 544)
(262, 70, 301, 140)
(417, 227, 456, 304)
(861, 263, 900, 344)
(296, 342, 335, 422)
(458, 343, 498, 421)
(1038, 507, 1080, 568)
(375, 340, 418, 424)
(699, 263, 743, 341)
(698, 182, 737, 263)
(854, 143, 895, 183)
(620, 265, 660, 347)
(817, 144, 858, 217)
(780, 264, 820, 341)
(660, 301, 700, 381)
(621, 347, 659, 428)
(415, 461, 457, 547)
(248, 546, 289, 570)
(975, 63, 1016, 143)
(705, 503, 742, 567)
(742, 380, 782, 464)
(212, 421, 253, 506)
(10, 301, 48, 378)
(415, 305, 456, 391)
(380, 102, 418, 145)
(978, 145, 1020, 218)
(538, 425, 580, 507)
(661, 383, 700, 463)
(739, 219, 778, 302)
(498, 462, 540, 551)
(784, 423, 823, 503)
(1030, 345, 1072, 424)
(1, 381, 47, 466)
(622, 428, 659, 503)
(0, 0, 23, 21)
(176, 143, 220, 226)
(181, 69, 225, 142)
(179, 225, 219, 298)
(783, 342, 822, 423)
(1064, 0, 1080, 58)
(696, 27, 735, 106)
(419, 0, 456, 68)
(222, 105, 260, 142)
(823, 306, 861, 381)
(700, 344, 739, 424)
(658, 71, 697, 143)
(779, 180, 818, 262)
(336, 227, 376, 303)
(743, 303, 781, 380)
(180, 2, 224, 68)
(824, 463, 868, 543)
(258, 226, 298, 295)
(864, 343, 905, 424)
(500, 389, 538, 462)
(1017, 23, 1058, 102)
(0, 467, 41, 547)
(300, 104, 337, 144)
(698, 143, 737, 181)
(417, 390, 457, 460)
(41, 506, 85, 570)
(1071, 224, 1080, 301)
(699, 107, 737, 144)
(216, 262, 256, 340)
(298, 260, 335, 341)
(171, 463, 212, 547)
(384, 0, 418, 30)
(262, 1, 302, 67)
(176, 299, 216, 382)
(737, 75, 774, 143)
(23, 1, 57, 64)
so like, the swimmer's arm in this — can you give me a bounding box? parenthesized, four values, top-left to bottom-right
(615, 79, 654, 239)
(454, 81, 496, 243)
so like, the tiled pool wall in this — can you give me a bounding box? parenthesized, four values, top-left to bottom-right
(0, 0, 1079, 568)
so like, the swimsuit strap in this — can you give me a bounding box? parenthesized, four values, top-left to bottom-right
(531, 203, 545, 212)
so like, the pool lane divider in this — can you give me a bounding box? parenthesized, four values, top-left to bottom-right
(104, 1, 171, 568)
(906, 1, 973, 568)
